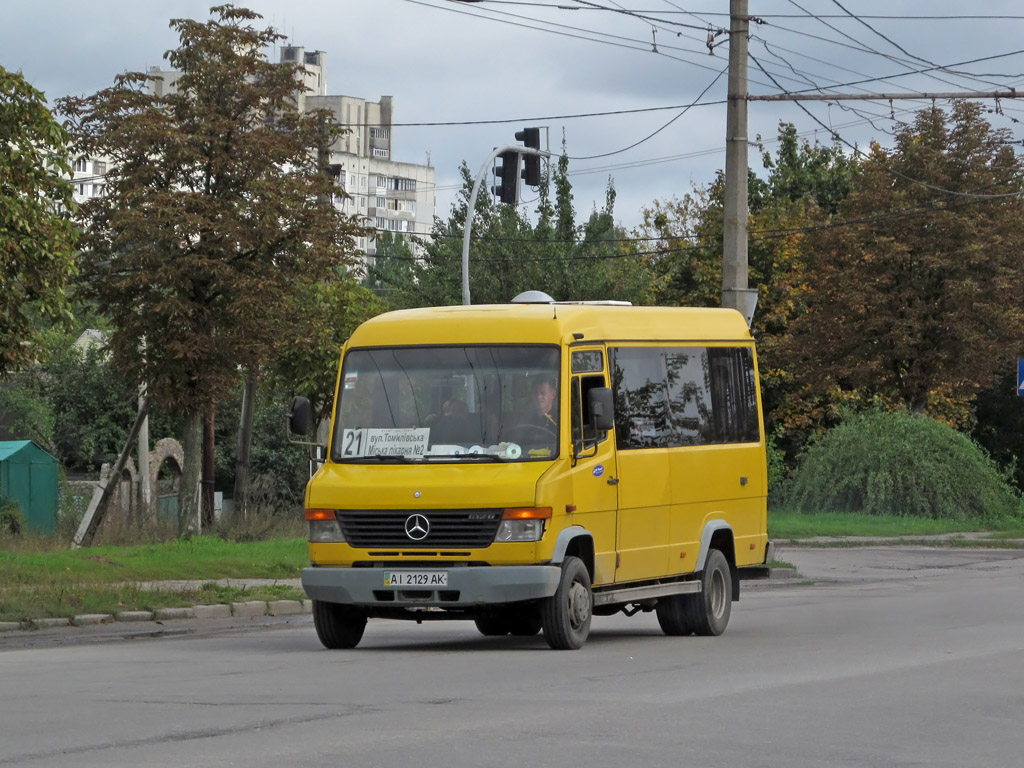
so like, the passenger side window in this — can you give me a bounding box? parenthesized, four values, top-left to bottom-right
(609, 347, 671, 450)
(611, 345, 760, 449)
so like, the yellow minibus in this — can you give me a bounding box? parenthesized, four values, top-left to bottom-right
(290, 296, 772, 650)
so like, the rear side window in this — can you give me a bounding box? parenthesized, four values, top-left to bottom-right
(609, 346, 759, 449)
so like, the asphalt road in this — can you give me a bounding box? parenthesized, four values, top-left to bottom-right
(2, 545, 1023, 768)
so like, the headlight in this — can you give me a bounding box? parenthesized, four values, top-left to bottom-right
(306, 509, 345, 543)
(494, 507, 552, 542)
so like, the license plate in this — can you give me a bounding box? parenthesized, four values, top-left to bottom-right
(384, 570, 448, 587)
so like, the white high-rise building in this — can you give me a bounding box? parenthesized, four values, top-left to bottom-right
(281, 46, 435, 259)
(101, 47, 435, 260)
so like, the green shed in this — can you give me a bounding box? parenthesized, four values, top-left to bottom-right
(0, 441, 59, 535)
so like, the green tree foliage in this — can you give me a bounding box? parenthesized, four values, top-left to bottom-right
(0, 372, 55, 451)
(776, 102, 1024, 421)
(0, 66, 78, 375)
(638, 122, 850, 319)
(971, 368, 1024, 491)
(272, 274, 387, 421)
(363, 232, 418, 306)
(369, 151, 653, 309)
(636, 124, 851, 455)
(214, 379, 310, 507)
(58, 6, 365, 528)
(788, 409, 1021, 522)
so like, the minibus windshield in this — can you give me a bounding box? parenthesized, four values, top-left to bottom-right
(331, 345, 560, 463)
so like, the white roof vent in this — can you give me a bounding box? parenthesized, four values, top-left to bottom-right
(511, 290, 555, 304)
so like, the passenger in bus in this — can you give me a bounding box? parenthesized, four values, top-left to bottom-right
(427, 398, 476, 444)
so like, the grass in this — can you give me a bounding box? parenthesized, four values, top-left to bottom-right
(0, 536, 307, 583)
(0, 536, 308, 624)
(769, 508, 1024, 541)
(0, 582, 307, 623)
(3, 508, 1023, 624)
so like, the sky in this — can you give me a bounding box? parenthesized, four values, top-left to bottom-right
(5, 1, 1024, 231)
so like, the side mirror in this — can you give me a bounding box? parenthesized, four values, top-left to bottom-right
(588, 387, 614, 431)
(288, 396, 312, 436)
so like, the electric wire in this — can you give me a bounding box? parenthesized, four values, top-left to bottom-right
(567, 64, 726, 160)
(748, 49, 1024, 200)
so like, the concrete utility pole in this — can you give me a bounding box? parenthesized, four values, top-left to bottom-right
(719, 1, 1019, 326)
(721, 0, 757, 325)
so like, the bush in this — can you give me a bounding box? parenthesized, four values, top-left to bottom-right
(1, 499, 25, 537)
(766, 426, 790, 505)
(788, 409, 1022, 522)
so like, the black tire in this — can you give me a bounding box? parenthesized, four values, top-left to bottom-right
(683, 548, 732, 636)
(506, 606, 543, 636)
(312, 600, 367, 649)
(474, 612, 510, 636)
(475, 606, 542, 636)
(655, 595, 693, 636)
(541, 556, 593, 650)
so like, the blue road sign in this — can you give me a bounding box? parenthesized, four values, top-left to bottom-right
(1018, 359, 1024, 396)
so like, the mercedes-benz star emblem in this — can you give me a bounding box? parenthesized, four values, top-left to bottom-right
(404, 514, 430, 541)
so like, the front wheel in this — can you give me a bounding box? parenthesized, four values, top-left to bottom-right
(312, 600, 367, 649)
(541, 556, 592, 650)
(683, 548, 732, 636)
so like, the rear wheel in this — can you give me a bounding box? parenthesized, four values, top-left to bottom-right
(474, 612, 510, 636)
(541, 556, 592, 650)
(506, 605, 543, 636)
(312, 600, 367, 649)
(474, 606, 542, 637)
(655, 595, 693, 636)
(683, 548, 732, 636)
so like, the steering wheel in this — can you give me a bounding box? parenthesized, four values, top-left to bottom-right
(503, 423, 557, 443)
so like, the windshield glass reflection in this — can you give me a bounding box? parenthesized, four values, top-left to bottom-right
(331, 345, 560, 463)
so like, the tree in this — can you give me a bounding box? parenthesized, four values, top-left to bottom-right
(59, 6, 365, 532)
(271, 275, 385, 432)
(0, 66, 78, 375)
(370, 149, 653, 309)
(777, 102, 1024, 421)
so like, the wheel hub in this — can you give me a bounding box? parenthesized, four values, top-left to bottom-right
(568, 581, 591, 627)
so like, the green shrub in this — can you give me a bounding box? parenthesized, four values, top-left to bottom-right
(766, 426, 790, 505)
(0, 499, 26, 537)
(788, 409, 1022, 522)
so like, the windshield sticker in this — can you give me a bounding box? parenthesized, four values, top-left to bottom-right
(427, 442, 523, 460)
(340, 427, 429, 458)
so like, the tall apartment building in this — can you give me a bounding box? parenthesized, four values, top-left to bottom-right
(72, 48, 435, 259)
(282, 46, 435, 259)
(69, 155, 109, 205)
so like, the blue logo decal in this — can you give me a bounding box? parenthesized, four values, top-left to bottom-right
(592, 465, 605, 478)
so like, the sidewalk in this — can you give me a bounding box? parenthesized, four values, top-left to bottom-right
(0, 581, 310, 633)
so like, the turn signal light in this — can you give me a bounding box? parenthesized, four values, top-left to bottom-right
(502, 507, 553, 520)
(305, 509, 336, 521)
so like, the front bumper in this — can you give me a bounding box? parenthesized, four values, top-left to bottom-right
(302, 564, 562, 608)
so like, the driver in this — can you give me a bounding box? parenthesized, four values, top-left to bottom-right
(527, 377, 558, 430)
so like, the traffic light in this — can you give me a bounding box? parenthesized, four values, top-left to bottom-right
(493, 150, 520, 204)
(516, 127, 542, 187)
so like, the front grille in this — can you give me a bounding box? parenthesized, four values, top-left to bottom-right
(337, 509, 502, 548)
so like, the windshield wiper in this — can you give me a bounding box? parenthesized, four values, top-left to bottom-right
(334, 454, 419, 464)
(441, 453, 510, 462)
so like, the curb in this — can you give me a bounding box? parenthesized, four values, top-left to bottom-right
(2, 568, 809, 634)
(1, 599, 313, 634)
